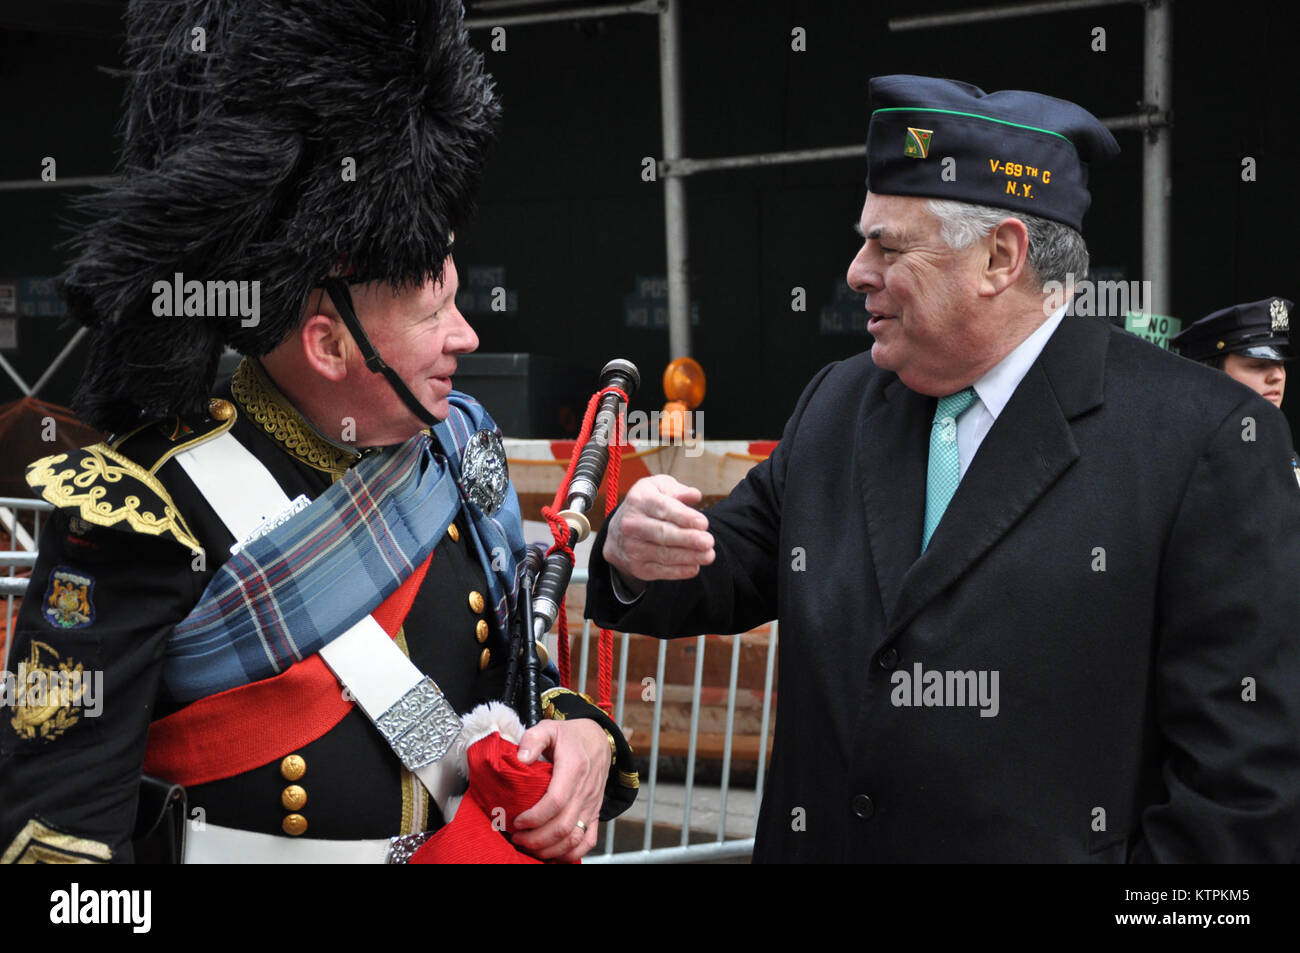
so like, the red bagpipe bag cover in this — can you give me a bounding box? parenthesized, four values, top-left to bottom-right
(411, 702, 576, 864)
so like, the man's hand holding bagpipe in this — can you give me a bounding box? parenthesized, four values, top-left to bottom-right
(512, 718, 610, 861)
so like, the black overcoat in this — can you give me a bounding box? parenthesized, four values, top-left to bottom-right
(588, 314, 1300, 862)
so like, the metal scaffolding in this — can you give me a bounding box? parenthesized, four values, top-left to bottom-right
(466, 0, 700, 359)
(0, 0, 1175, 373)
(890, 0, 1174, 314)
(462, 0, 1175, 353)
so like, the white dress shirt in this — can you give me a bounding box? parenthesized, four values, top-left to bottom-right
(957, 304, 1067, 478)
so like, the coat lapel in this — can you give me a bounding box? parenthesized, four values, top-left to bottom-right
(857, 372, 931, 630)
(886, 315, 1110, 640)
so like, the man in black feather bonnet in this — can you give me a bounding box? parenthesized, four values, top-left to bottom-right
(1, 0, 636, 865)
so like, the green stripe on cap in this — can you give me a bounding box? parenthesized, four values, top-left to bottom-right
(872, 107, 1075, 147)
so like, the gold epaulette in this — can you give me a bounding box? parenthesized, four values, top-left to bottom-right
(24, 398, 239, 554)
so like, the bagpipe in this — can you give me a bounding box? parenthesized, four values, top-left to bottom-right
(504, 358, 639, 725)
(406, 359, 639, 864)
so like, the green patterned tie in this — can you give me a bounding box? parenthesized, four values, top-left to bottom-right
(922, 387, 977, 551)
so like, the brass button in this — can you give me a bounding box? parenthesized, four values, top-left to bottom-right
(475, 619, 490, 644)
(479, 647, 491, 670)
(469, 590, 485, 614)
(281, 785, 307, 811)
(535, 639, 549, 668)
(1216, 340, 1225, 350)
(447, 523, 460, 543)
(280, 754, 306, 781)
(208, 398, 235, 422)
(282, 813, 308, 836)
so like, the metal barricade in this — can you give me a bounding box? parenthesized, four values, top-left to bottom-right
(0, 496, 49, 672)
(561, 568, 778, 864)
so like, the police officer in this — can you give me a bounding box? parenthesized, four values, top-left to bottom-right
(1172, 297, 1294, 408)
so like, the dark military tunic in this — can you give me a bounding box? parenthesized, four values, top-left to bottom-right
(1, 359, 635, 863)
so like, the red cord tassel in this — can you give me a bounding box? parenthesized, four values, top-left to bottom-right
(540, 385, 628, 715)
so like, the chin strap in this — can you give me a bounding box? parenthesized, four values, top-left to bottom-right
(323, 277, 442, 429)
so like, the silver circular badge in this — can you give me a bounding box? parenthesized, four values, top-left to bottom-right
(461, 429, 509, 515)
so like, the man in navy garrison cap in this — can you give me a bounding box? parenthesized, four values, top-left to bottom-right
(1173, 297, 1294, 409)
(586, 75, 1300, 862)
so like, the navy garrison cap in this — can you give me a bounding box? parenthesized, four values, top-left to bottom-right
(1172, 297, 1295, 363)
(866, 75, 1120, 231)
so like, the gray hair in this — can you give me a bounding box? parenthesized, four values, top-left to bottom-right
(925, 199, 1089, 287)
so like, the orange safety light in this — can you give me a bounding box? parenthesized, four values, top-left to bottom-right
(660, 357, 705, 441)
(662, 356, 706, 409)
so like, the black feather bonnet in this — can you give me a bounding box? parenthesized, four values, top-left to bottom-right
(61, 0, 500, 433)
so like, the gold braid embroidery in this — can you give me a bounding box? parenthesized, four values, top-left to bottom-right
(392, 627, 428, 834)
(26, 445, 202, 552)
(2, 818, 112, 864)
(231, 359, 360, 478)
(540, 686, 597, 719)
(540, 687, 633, 782)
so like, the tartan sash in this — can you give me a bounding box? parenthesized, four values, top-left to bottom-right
(162, 394, 526, 703)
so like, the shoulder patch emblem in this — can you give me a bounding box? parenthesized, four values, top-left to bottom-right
(8, 640, 87, 743)
(42, 568, 95, 629)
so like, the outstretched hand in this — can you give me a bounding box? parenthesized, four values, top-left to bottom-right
(602, 475, 715, 592)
